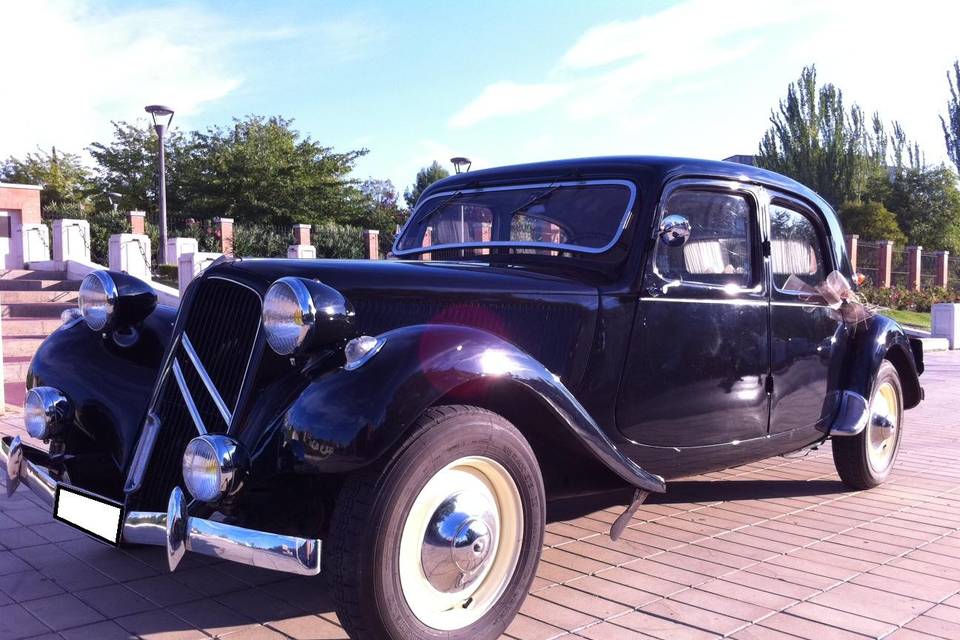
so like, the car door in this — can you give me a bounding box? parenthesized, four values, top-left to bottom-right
(617, 179, 770, 448)
(766, 193, 845, 434)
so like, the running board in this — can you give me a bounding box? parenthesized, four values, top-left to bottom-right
(610, 488, 649, 541)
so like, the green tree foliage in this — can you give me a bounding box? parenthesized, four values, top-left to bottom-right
(942, 60, 960, 175)
(887, 165, 960, 253)
(404, 161, 450, 208)
(0, 147, 92, 216)
(837, 201, 906, 245)
(757, 66, 889, 207)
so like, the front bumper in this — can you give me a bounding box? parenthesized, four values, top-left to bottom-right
(1, 435, 320, 576)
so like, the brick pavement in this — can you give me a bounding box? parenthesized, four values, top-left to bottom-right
(1, 351, 958, 640)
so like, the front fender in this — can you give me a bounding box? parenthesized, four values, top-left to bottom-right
(281, 324, 665, 493)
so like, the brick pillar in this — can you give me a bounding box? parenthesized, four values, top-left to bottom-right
(128, 210, 146, 235)
(293, 223, 311, 246)
(215, 217, 234, 255)
(844, 234, 858, 272)
(363, 229, 379, 260)
(935, 251, 950, 288)
(906, 245, 922, 291)
(421, 226, 433, 261)
(877, 240, 894, 288)
(479, 222, 492, 255)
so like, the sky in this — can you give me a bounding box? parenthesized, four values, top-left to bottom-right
(2, 0, 959, 198)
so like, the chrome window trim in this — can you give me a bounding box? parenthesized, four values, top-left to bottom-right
(172, 359, 207, 435)
(648, 178, 766, 297)
(765, 192, 835, 301)
(180, 332, 233, 424)
(391, 179, 638, 257)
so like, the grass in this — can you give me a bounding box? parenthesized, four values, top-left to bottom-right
(881, 309, 931, 331)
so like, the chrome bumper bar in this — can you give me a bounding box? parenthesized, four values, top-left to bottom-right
(1, 435, 320, 576)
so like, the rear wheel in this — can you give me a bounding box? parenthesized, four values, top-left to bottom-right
(326, 405, 545, 640)
(832, 361, 904, 489)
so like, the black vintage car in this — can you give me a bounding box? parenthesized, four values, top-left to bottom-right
(2, 156, 923, 640)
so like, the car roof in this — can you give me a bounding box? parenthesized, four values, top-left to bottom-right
(422, 155, 833, 215)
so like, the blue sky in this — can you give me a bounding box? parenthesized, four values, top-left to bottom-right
(2, 0, 958, 198)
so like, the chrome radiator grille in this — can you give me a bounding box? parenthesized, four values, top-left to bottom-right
(128, 277, 262, 510)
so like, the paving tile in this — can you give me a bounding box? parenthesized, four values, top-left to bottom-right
(266, 614, 350, 640)
(60, 620, 138, 640)
(520, 594, 597, 630)
(169, 598, 254, 637)
(74, 583, 156, 618)
(783, 601, 895, 637)
(20, 593, 104, 631)
(638, 598, 745, 636)
(0, 603, 48, 640)
(759, 611, 870, 639)
(607, 610, 719, 640)
(0, 571, 64, 603)
(126, 574, 204, 608)
(810, 581, 929, 624)
(215, 587, 302, 624)
(0, 551, 31, 576)
(536, 584, 630, 619)
(115, 609, 207, 640)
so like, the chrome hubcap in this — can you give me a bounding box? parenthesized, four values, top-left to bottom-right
(421, 491, 498, 593)
(867, 381, 899, 472)
(398, 456, 523, 631)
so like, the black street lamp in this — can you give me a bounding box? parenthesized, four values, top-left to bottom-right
(145, 104, 174, 264)
(450, 156, 472, 174)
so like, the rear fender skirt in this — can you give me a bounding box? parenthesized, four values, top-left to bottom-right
(281, 324, 666, 494)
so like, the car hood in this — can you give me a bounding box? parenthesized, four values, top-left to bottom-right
(209, 258, 600, 387)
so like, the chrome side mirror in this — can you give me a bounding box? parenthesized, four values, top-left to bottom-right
(658, 214, 691, 247)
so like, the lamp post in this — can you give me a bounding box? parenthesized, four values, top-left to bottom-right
(145, 104, 174, 264)
(450, 156, 472, 174)
(106, 192, 122, 214)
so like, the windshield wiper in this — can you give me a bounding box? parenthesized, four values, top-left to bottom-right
(506, 183, 564, 218)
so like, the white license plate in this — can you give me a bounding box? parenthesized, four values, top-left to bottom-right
(54, 484, 124, 546)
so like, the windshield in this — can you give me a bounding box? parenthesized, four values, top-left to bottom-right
(393, 180, 636, 256)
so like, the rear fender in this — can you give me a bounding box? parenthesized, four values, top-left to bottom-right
(281, 324, 665, 493)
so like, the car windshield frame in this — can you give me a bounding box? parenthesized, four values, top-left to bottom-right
(391, 179, 638, 257)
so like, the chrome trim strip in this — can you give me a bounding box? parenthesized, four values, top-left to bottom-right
(124, 413, 160, 492)
(639, 297, 828, 308)
(392, 179, 638, 257)
(172, 359, 207, 435)
(180, 333, 233, 425)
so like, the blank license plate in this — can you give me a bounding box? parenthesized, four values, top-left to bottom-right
(54, 484, 125, 546)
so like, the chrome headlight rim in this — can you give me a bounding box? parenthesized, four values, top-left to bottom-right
(24, 386, 72, 440)
(78, 271, 118, 332)
(262, 277, 317, 356)
(182, 435, 246, 503)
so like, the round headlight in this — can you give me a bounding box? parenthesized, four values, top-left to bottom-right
(182, 435, 246, 503)
(262, 277, 316, 355)
(24, 387, 72, 440)
(78, 271, 118, 331)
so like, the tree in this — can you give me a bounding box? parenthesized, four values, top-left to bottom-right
(887, 165, 960, 253)
(404, 161, 449, 209)
(757, 66, 888, 207)
(1, 147, 92, 216)
(837, 201, 907, 245)
(942, 60, 960, 175)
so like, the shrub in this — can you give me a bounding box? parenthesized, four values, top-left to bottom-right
(858, 286, 960, 312)
(312, 222, 365, 259)
(231, 224, 292, 258)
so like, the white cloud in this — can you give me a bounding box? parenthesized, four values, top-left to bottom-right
(448, 81, 570, 128)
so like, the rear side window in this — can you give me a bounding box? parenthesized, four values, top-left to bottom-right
(654, 190, 756, 288)
(769, 202, 826, 290)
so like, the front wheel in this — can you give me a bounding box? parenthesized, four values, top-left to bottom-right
(326, 405, 546, 640)
(832, 361, 904, 489)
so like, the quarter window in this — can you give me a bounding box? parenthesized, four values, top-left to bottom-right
(654, 190, 756, 288)
(769, 202, 826, 290)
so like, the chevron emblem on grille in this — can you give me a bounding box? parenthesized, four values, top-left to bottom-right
(171, 332, 234, 435)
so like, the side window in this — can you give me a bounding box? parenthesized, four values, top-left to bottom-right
(654, 189, 756, 288)
(769, 202, 826, 290)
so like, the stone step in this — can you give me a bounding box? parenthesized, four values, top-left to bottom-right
(0, 269, 66, 280)
(0, 290, 79, 304)
(2, 318, 62, 335)
(4, 381, 25, 409)
(0, 279, 80, 291)
(1, 302, 76, 318)
(4, 356, 31, 381)
(3, 336, 44, 357)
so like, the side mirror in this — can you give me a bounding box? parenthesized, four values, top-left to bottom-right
(658, 214, 691, 247)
